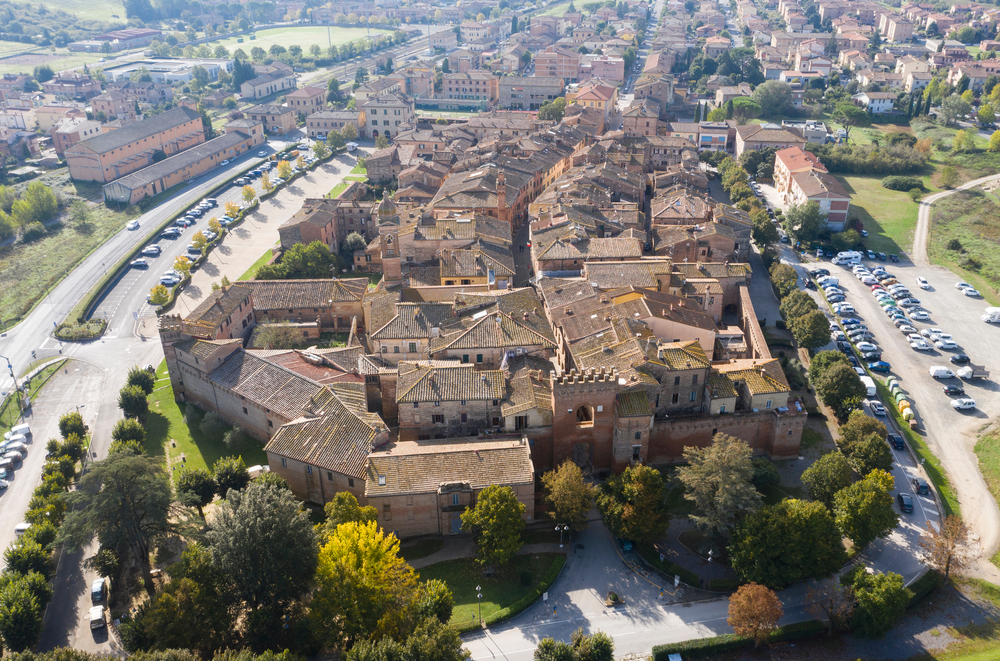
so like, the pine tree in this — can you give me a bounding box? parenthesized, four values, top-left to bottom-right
(693, 102, 701, 122)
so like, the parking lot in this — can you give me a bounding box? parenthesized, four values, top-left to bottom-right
(792, 248, 1000, 558)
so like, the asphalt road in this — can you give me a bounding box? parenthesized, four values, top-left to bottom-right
(795, 250, 1000, 576)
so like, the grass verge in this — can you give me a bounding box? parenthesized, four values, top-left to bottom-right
(147, 361, 266, 475)
(400, 539, 444, 562)
(327, 182, 349, 199)
(973, 430, 1000, 568)
(927, 189, 1000, 305)
(238, 247, 275, 281)
(0, 359, 67, 436)
(836, 174, 926, 255)
(418, 553, 565, 633)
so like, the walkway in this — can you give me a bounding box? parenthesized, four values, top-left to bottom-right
(912, 171, 1000, 266)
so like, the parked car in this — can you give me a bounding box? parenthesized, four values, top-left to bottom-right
(955, 281, 973, 290)
(897, 493, 914, 513)
(855, 342, 878, 353)
(950, 354, 971, 365)
(950, 398, 977, 410)
(141, 245, 161, 257)
(869, 401, 886, 416)
(868, 361, 891, 373)
(889, 254, 899, 262)
(130, 258, 148, 269)
(221, 159, 230, 166)
(943, 384, 966, 396)
(916, 277, 930, 289)
(888, 433, 905, 450)
(964, 288, 981, 297)
(935, 339, 958, 350)
(908, 310, 931, 321)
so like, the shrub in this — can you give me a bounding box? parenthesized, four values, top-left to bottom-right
(947, 238, 963, 251)
(199, 410, 226, 438)
(881, 175, 924, 191)
(21, 221, 46, 242)
(651, 620, 825, 659)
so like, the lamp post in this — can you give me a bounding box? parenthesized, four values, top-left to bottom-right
(0, 355, 21, 415)
(476, 585, 483, 626)
(555, 523, 569, 548)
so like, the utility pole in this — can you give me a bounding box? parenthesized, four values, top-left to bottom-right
(0, 355, 23, 416)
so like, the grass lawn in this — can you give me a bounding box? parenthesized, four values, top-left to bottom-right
(400, 539, 444, 562)
(539, 0, 573, 16)
(836, 174, 926, 255)
(327, 182, 349, 199)
(349, 162, 367, 176)
(30, 0, 123, 23)
(237, 247, 275, 281)
(343, 175, 368, 182)
(928, 189, 1000, 305)
(418, 553, 564, 629)
(0, 359, 66, 437)
(0, 48, 107, 76)
(147, 361, 267, 477)
(209, 26, 392, 54)
(974, 431, 1000, 568)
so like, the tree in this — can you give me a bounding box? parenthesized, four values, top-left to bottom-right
(462, 485, 525, 567)
(919, 515, 970, 580)
(779, 289, 818, 321)
(978, 104, 996, 125)
(707, 107, 728, 121)
(837, 410, 887, 455)
(343, 123, 359, 141)
(815, 363, 866, 418)
(806, 579, 855, 635)
(730, 97, 762, 123)
(940, 94, 972, 126)
(4, 541, 48, 577)
(801, 451, 853, 508)
(989, 130, 1000, 153)
(58, 411, 87, 440)
(730, 499, 847, 589)
(727, 583, 782, 647)
(542, 461, 596, 532)
(848, 569, 909, 638)
(375, 134, 390, 149)
(118, 384, 148, 420)
(149, 284, 170, 305)
(208, 482, 317, 641)
(538, 97, 567, 121)
(191, 65, 210, 91)
(834, 469, 899, 549)
(784, 201, 826, 243)
(60, 451, 173, 595)
(313, 142, 330, 160)
(178, 468, 216, 518)
(224, 200, 240, 218)
(0, 577, 42, 652)
(752, 80, 793, 115)
(111, 418, 146, 449)
(952, 129, 976, 153)
(790, 309, 830, 350)
(340, 231, 368, 262)
(174, 256, 192, 278)
(533, 629, 613, 661)
(847, 433, 893, 477)
(191, 230, 209, 254)
(939, 164, 959, 188)
(277, 160, 293, 179)
(677, 434, 760, 540)
(831, 102, 871, 143)
(127, 364, 156, 395)
(320, 491, 377, 539)
(596, 464, 667, 544)
(311, 520, 418, 648)
(213, 455, 250, 497)
(32, 64, 54, 83)
(241, 185, 256, 206)
(769, 263, 798, 298)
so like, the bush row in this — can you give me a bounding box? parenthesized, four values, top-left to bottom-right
(806, 143, 926, 175)
(881, 175, 925, 191)
(453, 555, 567, 634)
(651, 620, 826, 659)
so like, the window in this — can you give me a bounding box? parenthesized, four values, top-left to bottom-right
(690, 391, 697, 402)
(719, 405, 726, 414)
(349, 478, 355, 487)
(432, 414, 444, 423)
(378, 475, 386, 486)
(409, 342, 417, 353)
(327, 471, 333, 481)
(461, 413, 468, 422)
(674, 376, 680, 385)
(243, 407, 248, 414)
(635, 431, 641, 440)
(413, 402, 419, 408)
(462, 354, 469, 363)
(281, 457, 287, 467)
(381, 346, 388, 353)
(383, 504, 391, 521)
(692, 375, 699, 385)
(268, 420, 273, 428)
(671, 393, 679, 404)
(394, 346, 400, 353)
(452, 493, 460, 506)
(306, 466, 312, 475)
(766, 399, 773, 409)
(460, 400, 467, 406)
(632, 445, 642, 459)
(434, 401, 441, 407)
(477, 354, 483, 363)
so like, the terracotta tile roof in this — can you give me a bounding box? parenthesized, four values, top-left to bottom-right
(432, 288, 556, 351)
(714, 358, 790, 395)
(501, 355, 554, 416)
(76, 106, 201, 155)
(210, 350, 323, 419)
(736, 123, 806, 144)
(264, 385, 385, 479)
(653, 222, 736, 249)
(244, 278, 365, 310)
(370, 301, 454, 341)
(582, 261, 675, 289)
(365, 437, 534, 497)
(396, 361, 505, 402)
(775, 145, 827, 174)
(673, 262, 752, 279)
(650, 340, 710, 371)
(617, 389, 652, 417)
(535, 236, 643, 262)
(612, 288, 717, 333)
(174, 338, 241, 359)
(185, 285, 253, 333)
(708, 370, 738, 399)
(790, 170, 850, 199)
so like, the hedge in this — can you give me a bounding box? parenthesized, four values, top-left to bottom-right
(881, 176, 924, 191)
(707, 578, 744, 592)
(453, 554, 566, 634)
(651, 620, 826, 659)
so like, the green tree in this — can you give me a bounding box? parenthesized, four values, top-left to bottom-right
(58, 411, 87, 440)
(534, 629, 613, 661)
(327, 129, 346, 150)
(830, 229, 861, 253)
(810, 350, 851, 383)
(707, 107, 728, 121)
(779, 289, 818, 320)
(769, 263, 799, 298)
(730, 498, 846, 589)
(60, 451, 173, 594)
(784, 201, 826, 243)
(118, 384, 149, 420)
(751, 215, 780, 247)
(751, 80, 793, 115)
(320, 491, 378, 539)
(375, 134, 390, 149)
(542, 460, 596, 531)
(0, 577, 42, 651)
(149, 284, 170, 305)
(343, 122, 359, 141)
(847, 433, 893, 476)
(815, 363, 866, 418)
(978, 104, 995, 125)
(597, 464, 667, 544)
(462, 485, 525, 567)
(538, 97, 567, 121)
(678, 434, 761, 540)
(989, 130, 1000, 152)
(848, 569, 909, 637)
(111, 418, 146, 448)
(939, 164, 959, 188)
(20, 181, 58, 225)
(258, 240, 340, 280)
(127, 364, 156, 395)
(212, 455, 250, 497)
(208, 482, 318, 643)
(837, 410, 887, 455)
(832, 102, 872, 143)
(730, 97, 762, 123)
(311, 520, 418, 648)
(340, 231, 368, 262)
(313, 142, 330, 160)
(791, 309, 831, 350)
(801, 451, 853, 508)
(940, 94, 972, 126)
(177, 468, 217, 518)
(834, 469, 899, 549)
(4, 541, 48, 577)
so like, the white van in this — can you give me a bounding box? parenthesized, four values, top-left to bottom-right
(929, 366, 955, 379)
(3, 424, 29, 441)
(346, 142, 359, 152)
(14, 523, 30, 537)
(983, 307, 1000, 323)
(859, 376, 877, 397)
(89, 606, 106, 629)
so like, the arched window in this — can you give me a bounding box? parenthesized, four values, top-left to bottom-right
(576, 405, 594, 426)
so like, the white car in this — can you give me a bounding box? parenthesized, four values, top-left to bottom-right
(126, 220, 139, 230)
(916, 277, 930, 289)
(910, 339, 932, 351)
(908, 310, 931, 321)
(160, 275, 180, 286)
(861, 276, 878, 285)
(257, 151, 267, 157)
(855, 342, 878, 352)
(898, 324, 917, 334)
(854, 367, 866, 376)
(920, 328, 943, 338)
(964, 288, 981, 297)
(935, 339, 958, 350)
(221, 159, 230, 166)
(869, 401, 887, 416)
(956, 282, 973, 290)
(951, 398, 976, 410)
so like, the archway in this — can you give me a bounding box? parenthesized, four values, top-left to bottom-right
(575, 404, 593, 424)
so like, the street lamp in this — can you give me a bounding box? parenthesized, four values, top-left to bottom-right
(555, 523, 569, 548)
(0, 355, 21, 414)
(476, 585, 483, 625)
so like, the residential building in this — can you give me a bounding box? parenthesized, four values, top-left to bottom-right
(773, 145, 827, 201)
(499, 76, 566, 110)
(853, 91, 896, 113)
(51, 117, 103, 157)
(240, 71, 297, 100)
(65, 106, 205, 183)
(42, 74, 102, 99)
(36, 105, 86, 133)
(246, 104, 297, 134)
(578, 55, 626, 83)
(788, 169, 851, 230)
(442, 70, 499, 105)
(704, 35, 732, 57)
(534, 46, 581, 82)
(286, 86, 327, 117)
(91, 91, 137, 122)
(430, 31, 459, 49)
(305, 110, 366, 139)
(734, 123, 807, 157)
(361, 93, 414, 139)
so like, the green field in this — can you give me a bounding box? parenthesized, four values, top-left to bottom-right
(836, 175, 925, 255)
(928, 189, 1000, 305)
(31, 0, 124, 23)
(974, 431, 1000, 567)
(0, 48, 107, 76)
(538, 0, 573, 16)
(209, 26, 392, 54)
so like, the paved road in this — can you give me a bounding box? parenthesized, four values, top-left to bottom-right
(912, 171, 1000, 267)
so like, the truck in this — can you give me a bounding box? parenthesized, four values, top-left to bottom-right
(958, 365, 990, 380)
(860, 375, 877, 397)
(983, 307, 1000, 323)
